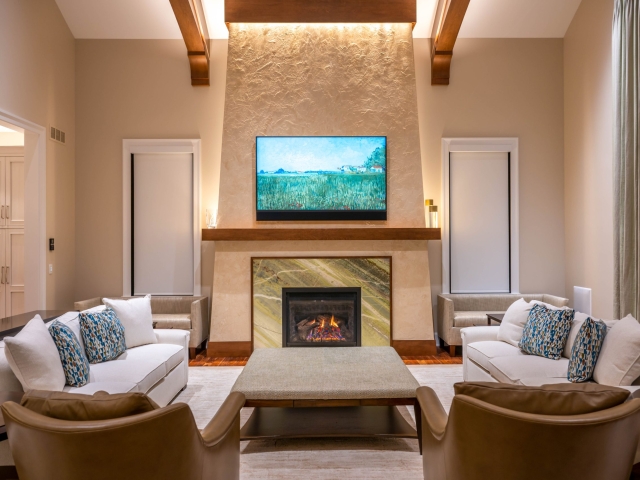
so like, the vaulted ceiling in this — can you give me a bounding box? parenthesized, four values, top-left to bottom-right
(54, 0, 583, 40)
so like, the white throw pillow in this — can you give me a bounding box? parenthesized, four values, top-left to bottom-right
(3, 315, 66, 391)
(102, 295, 157, 349)
(593, 315, 640, 386)
(497, 299, 533, 347)
(82, 305, 106, 314)
(530, 300, 570, 311)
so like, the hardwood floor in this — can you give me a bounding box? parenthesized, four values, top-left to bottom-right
(189, 347, 463, 367)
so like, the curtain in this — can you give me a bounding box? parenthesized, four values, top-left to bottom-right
(614, 0, 640, 318)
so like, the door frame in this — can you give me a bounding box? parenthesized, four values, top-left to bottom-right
(122, 139, 202, 297)
(0, 111, 46, 310)
(441, 138, 519, 294)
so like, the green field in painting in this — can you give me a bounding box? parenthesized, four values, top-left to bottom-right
(257, 173, 386, 211)
(252, 258, 391, 349)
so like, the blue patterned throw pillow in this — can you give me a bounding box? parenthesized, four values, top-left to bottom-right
(568, 317, 607, 383)
(519, 304, 574, 360)
(80, 308, 127, 364)
(49, 320, 90, 387)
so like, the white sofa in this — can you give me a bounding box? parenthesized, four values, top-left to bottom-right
(0, 314, 190, 408)
(461, 326, 640, 395)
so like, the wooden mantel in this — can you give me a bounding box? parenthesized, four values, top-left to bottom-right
(202, 228, 441, 242)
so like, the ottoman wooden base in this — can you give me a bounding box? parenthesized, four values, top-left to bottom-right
(241, 406, 418, 440)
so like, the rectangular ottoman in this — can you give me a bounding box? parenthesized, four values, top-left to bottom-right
(231, 347, 423, 447)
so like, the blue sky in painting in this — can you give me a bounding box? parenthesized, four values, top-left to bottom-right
(257, 136, 386, 172)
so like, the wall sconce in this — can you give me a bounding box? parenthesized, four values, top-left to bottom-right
(205, 208, 218, 228)
(425, 199, 438, 228)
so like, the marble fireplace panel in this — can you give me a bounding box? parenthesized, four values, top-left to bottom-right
(252, 257, 391, 348)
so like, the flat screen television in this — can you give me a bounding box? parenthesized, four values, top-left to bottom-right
(256, 136, 387, 221)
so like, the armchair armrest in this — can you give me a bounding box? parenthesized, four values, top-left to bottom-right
(74, 297, 102, 311)
(190, 297, 209, 347)
(542, 294, 569, 308)
(201, 392, 246, 447)
(436, 295, 455, 344)
(416, 386, 448, 439)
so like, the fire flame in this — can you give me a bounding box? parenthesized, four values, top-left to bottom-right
(305, 314, 346, 342)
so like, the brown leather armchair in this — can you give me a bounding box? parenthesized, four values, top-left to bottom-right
(1, 391, 246, 480)
(417, 384, 640, 480)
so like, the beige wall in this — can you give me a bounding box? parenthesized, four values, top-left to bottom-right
(74, 40, 228, 302)
(564, 0, 615, 319)
(75, 36, 568, 330)
(414, 38, 567, 320)
(0, 0, 76, 309)
(218, 23, 425, 228)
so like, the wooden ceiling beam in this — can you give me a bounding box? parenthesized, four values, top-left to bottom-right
(225, 0, 416, 24)
(431, 0, 470, 85)
(169, 0, 210, 86)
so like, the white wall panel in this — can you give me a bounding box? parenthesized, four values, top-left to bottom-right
(449, 151, 510, 293)
(133, 153, 193, 295)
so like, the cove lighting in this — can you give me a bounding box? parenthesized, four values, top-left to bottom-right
(201, 0, 437, 39)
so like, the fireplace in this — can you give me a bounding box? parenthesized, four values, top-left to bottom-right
(282, 288, 361, 347)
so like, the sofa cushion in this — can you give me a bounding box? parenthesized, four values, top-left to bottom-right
(593, 315, 640, 386)
(152, 314, 191, 330)
(519, 304, 574, 360)
(103, 295, 157, 349)
(64, 381, 137, 395)
(49, 320, 90, 388)
(568, 317, 607, 383)
(489, 355, 570, 385)
(519, 377, 571, 387)
(21, 390, 158, 421)
(467, 341, 524, 372)
(454, 381, 630, 415)
(118, 343, 183, 374)
(89, 358, 165, 394)
(454, 312, 504, 328)
(80, 308, 127, 364)
(89, 344, 183, 394)
(4, 316, 66, 392)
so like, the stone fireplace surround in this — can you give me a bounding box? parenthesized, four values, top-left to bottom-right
(209, 241, 434, 356)
(207, 23, 434, 356)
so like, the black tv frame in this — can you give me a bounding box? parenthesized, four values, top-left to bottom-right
(256, 136, 388, 221)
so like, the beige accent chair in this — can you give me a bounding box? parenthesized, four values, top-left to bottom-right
(437, 293, 568, 355)
(417, 382, 640, 480)
(75, 296, 209, 359)
(2, 390, 245, 480)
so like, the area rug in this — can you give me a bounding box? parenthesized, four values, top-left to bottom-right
(175, 364, 463, 479)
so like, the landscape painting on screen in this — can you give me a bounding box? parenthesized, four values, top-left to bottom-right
(256, 136, 387, 212)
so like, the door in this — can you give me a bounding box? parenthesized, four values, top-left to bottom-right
(5, 230, 24, 317)
(132, 153, 194, 296)
(5, 157, 24, 227)
(449, 151, 511, 293)
(0, 158, 5, 228)
(0, 231, 6, 320)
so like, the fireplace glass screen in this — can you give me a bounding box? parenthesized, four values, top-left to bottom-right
(282, 288, 361, 347)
